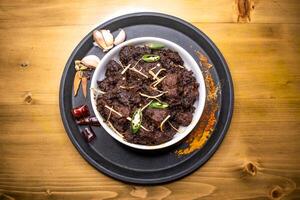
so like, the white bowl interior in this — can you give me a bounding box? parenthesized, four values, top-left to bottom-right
(90, 37, 206, 150)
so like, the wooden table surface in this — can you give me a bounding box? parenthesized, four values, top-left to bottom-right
(0, 0, 299, 199)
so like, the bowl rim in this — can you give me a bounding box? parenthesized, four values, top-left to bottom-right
(90, 37, 206, 150)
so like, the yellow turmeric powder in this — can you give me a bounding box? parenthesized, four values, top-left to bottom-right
(176, 52, 219, 156)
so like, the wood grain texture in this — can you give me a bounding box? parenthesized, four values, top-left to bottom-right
(0, 0, 299, 199)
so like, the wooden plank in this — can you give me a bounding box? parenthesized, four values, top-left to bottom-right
(0, 0, 299, 28)
(0, 0, 300, 199)
(0, 23, 299, 199)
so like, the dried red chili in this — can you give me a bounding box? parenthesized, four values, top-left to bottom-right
(71, 105, 90, 119)
(76, 116, 100, 126)
(82, 127, 96, 143)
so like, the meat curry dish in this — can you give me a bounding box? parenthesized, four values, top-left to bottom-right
(96, 43, 199, 145)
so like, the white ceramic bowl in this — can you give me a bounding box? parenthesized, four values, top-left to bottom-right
(90, 37, 206, 150)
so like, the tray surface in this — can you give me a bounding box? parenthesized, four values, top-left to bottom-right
(59, 12, 234, 184)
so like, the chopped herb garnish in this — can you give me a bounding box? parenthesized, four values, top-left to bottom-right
(146, 42, 165, 49)
(149, 101, 169, 109)
(131, 108, 142, 134)
(142, 54, 160, 62)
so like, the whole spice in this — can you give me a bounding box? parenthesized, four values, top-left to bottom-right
(146, 42, 164, 49)
(81, 76, 88, 98)
(71, 105, 90, 119)
(131, 108, 142, 134)
(76, 116, 100, 126)
(149, 101, 169, 109)
(75, 61, 88, 71)
(142, 54, 160, 62)
(73, 71, 81, 96)
(82, 127, 96, 143)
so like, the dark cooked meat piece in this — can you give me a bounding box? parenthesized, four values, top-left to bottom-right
(97, 74, 122, 92)
(182, 83, 199, 108)
(116, 90, 131, 106)
(157, 49, 184, 67)
(181, 69, 197, 85)
(119, 46, 151, 65)
(162, 74, 179, 98)
(162, 73, 178, 88)
(175, 112, 193, 126)
(111, 102, 130, 119)
(105, 60, 122, 76)
(123, 128, 175, 145)
(96, 44, 199, 145)
(145, 108, 169, 126)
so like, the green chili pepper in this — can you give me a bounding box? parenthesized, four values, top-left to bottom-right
(131, 108, 142, 134)
(142, 54, 160, 62)
(146, 42, 165, 50)
(149, 101, 169, 109)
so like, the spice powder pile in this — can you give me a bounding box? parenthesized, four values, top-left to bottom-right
(176, 52, 220, 156)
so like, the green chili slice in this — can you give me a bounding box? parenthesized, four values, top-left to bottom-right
(131, 108, 142, 134)
(142, 54, 160, 62)
(146, 42, 165, 50)
(149, 101, 169, 109)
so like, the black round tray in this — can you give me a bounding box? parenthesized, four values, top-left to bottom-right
(59, 12, 234, 184)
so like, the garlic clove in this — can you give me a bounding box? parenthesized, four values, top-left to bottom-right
(81, 55, 101, 68)
(100, 30, 114, 51)
(93, 42, 99, 47)
(113, 29, 126, 45)
(93, 30, 108, 50)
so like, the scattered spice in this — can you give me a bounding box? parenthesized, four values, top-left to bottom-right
(81, 76, 88, 98)
(196, 51, 213, 69)
(176, 51, 220, 156)
(73, 55, 100, 97)
(73, 71, 82, 96)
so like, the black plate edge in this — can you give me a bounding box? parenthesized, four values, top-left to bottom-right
(59, 12, 234, 185)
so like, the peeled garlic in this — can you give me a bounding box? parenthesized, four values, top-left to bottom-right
(93, 30, 114, 52)
(93, 42, 99, 47)
(93, 30, 107, 50)
(81, 55, 100, 68)
(100, 30, 114, 50)
(113, 29, 126, 45)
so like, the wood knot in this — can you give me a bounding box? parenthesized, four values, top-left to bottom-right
(130, 186, 148, 198)
(23, 92, 33, 104)
(46, 189, 52, 196)
(0, 193, 15, 200)
(243, 161, 257, 176)
(269, 185, 283, 200)
(236, 0, 254, 22)
(19, 61, 29, 68)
